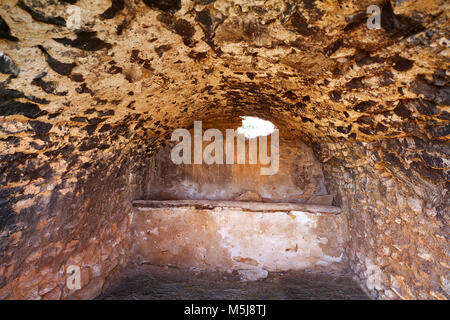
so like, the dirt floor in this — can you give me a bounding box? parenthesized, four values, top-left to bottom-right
(96, 265, 369, 300)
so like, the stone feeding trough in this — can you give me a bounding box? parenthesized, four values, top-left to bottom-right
(131, 199, 346, 280)
(132, 199, 343, 214)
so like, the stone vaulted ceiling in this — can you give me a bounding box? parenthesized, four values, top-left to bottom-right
(0, 0, 449, 300)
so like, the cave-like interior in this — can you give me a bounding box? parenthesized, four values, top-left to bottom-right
(0, 0, 448, 300)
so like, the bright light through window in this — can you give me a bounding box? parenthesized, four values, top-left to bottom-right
(237, 116, 275, 139)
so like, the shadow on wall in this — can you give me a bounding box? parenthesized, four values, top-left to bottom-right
(141, 117, 332, 204)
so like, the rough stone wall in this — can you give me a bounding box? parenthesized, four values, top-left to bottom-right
(0, 0, 448, 299)
(0, 154, 145, 299)
(316, 139, 449, 299)
(142, 118, 328, 203)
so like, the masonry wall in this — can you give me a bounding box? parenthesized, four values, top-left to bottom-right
(141, 119, 330, 204)
(316, 139, 449, 299)
(0, 150, 149, 299)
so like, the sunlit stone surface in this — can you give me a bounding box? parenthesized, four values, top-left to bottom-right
(0, 0, 448, 300)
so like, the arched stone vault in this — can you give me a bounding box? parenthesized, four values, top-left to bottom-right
(0, 0, 448, 299)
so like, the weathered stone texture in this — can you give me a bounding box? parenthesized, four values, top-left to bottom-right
(316, 140, 449, 299)
(0, 0, 448, 299)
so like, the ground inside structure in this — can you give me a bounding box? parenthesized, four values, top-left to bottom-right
(96, 265, 369, 300)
